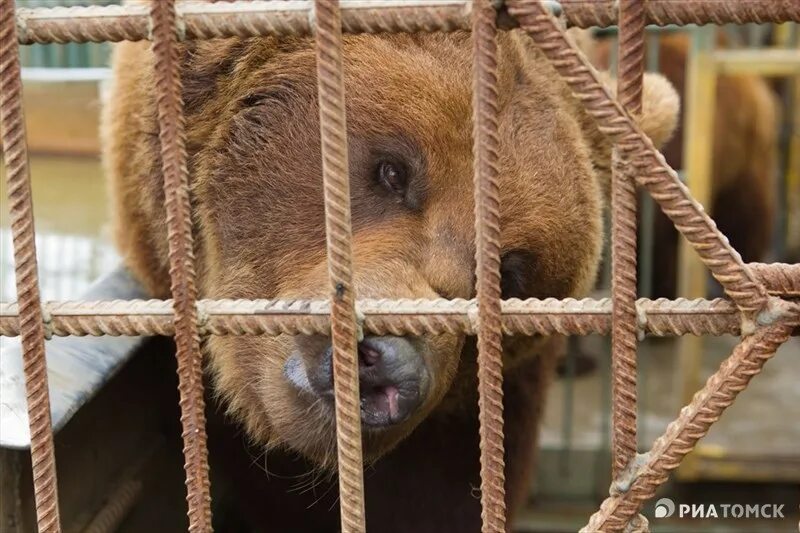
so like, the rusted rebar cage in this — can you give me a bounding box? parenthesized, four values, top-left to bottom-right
(1, 1, 799, 532)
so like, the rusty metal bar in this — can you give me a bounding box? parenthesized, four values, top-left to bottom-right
(149, 1, 212, 530)
(15, 0, 474, 44)
(749, 262, 800, 297)
(3, 2, 797, 533)
(675, 25, 717, 471)
(610, 0, 644, 482)
(0, 1, 62, 531)
(507, 0, 771, 319)
(472, 1, 506, 531)
(14, 0, 800, 45)
(582, 303, 800, 532)
(312, 1, 366, 531)
(615, 1, 645, 117)
(560, 0, 800, 28)
(0, 297, 750, 338)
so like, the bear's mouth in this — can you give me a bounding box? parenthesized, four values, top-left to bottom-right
(284, 336, 430, 428)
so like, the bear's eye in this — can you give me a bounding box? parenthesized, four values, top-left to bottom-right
(240, 93, 265, 108)
(376, 160, 408, 196)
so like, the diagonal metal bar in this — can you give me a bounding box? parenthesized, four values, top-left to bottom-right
(149, 1, 213, 530)
(0, 1, 62, 531)
(507, 0, 770, 318)
(749, 263, 800, 297)
(4, 3, 798, 533)
(312, 1, 366, 531)
(472, 1, 506, 531)
(582, 301, 799, 532)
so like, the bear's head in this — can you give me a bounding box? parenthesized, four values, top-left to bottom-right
(103, 30, 678, 467)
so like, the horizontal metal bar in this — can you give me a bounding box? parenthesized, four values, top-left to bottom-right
(16, 1, 476, 44)
(16, 0, 800, 45)
(556, 0, 800, 28)
(711, 49, 800, 76)
(0, 297, 743, 337)
(748, 263, 800, 297)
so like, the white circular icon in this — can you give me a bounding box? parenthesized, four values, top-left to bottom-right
(654, 497, 676, 518)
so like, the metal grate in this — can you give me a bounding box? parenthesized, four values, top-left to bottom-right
(1, 1, 798, 532)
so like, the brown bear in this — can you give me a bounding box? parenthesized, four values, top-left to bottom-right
(585, 32, 778, 299)
(102, 25, 678, 532)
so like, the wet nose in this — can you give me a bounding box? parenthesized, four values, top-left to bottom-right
(285, 336, 429, 427)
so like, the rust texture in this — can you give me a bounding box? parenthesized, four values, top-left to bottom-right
(149, 1, 212, 530)
(610, 151, 640, 479)
(15, 1, 800, 45)
(313, 1, 366, 531)
(615, 0, 645, 117)
(505, 0, 799, 530)
(749, 262, 800, 297)
(582, 306, 799, 532)
(0, 0, 62, 531)
(83, 478, 143, 533)
(507, 0, 770, 318)
(472, 1, 506, 531)
(0, 297, 747, 338)
(15, 1, 469, 44)
(6, 1, 800, 532)
(560, 0, 800, 28)
(610, 0, 644, 483)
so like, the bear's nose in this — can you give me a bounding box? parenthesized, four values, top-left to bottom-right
(285, 336, 429, 428)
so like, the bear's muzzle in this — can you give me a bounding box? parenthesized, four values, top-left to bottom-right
(284, 335, 430, 428)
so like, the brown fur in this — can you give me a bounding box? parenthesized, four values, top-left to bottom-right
(103, 27, 677, 530)
(585, 33, 778, 297)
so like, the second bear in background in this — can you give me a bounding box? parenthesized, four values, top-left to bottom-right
(587, 31, 779, 298)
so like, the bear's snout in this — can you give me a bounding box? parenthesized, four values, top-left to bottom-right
(285, 335, 430, 427)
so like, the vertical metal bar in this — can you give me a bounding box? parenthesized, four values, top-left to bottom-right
(638, 30, 660, 300)
(472, 2, 505, 531)
(678, 24, 717, 322)
(30, 44, 44, 68)
(637, 29, 661, 443)
(676, 24, 717, 481)
(0, 1, 62, 531)
(312, 2, 366, 532)
(583, 319, 797, 532)
(787, 60, 800, 259)
(43, 43, 54, 68)
(149, 2, 213, 531)
(783, 33, 800, 266)
(611, 0, 644, 479)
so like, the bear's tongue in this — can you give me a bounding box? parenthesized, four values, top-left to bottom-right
(362, 385, 400, 424)
(384, 386, 400, 420)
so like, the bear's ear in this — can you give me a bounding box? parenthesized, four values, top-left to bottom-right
(506, 29, 680, 193)
(579, 70, 680, 197)
(615, 70, 681, 150)
(566, 27, 681, 148)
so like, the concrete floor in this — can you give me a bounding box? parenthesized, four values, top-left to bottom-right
(524, 333, 800, 532)
(540, 334, 800, 474)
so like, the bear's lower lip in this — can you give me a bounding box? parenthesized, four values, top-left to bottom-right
(360, 384, 412, 428)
